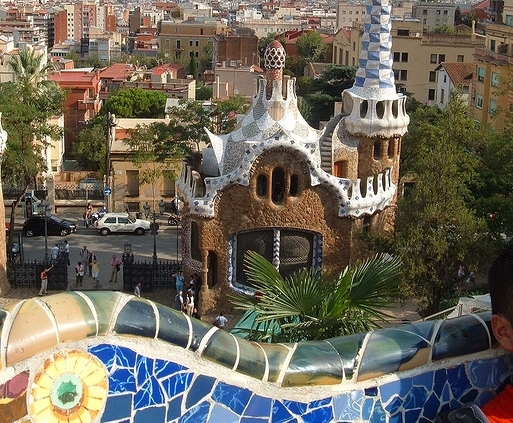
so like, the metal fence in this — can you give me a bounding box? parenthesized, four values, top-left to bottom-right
(7, 260, 69, 291)
(122, 260, 183, 293)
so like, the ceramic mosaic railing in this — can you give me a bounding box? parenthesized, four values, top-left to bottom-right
(0, 291, 511, 423)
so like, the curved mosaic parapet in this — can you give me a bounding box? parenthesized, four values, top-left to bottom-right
(0, 292, 510, 422)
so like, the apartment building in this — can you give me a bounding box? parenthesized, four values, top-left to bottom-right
(49, 68, 101, 153)
(157, 19, 228, 65)
(333, 19, 484, 105)
(237, 17, 307, 38)
(412, 1, 456, 31)
(471, 22, 513, 130)
(434, 62, 475, 109)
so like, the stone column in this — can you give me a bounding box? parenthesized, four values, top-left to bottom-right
(0, 113, 12, 295)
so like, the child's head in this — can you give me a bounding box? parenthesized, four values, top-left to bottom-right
(488, 246, 513, 352)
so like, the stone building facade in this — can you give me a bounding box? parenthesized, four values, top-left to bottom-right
(177, 0, 409, 314)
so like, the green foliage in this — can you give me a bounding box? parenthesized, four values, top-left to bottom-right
(101, 88, 168, 118)
(296, 31, 327, 63)
(212, 95, 250, 134)
(392, 94, 495, 316)
(285, 54, 302, 77)
(71, 121, 108, 173)
(433, 24, 455, 34)
(301, 93, 334, 128)
(229, 251, 402, 342)
(188, 55, 198, 80)
(311, 65, 356, 98)
(196, 84, 213, 101)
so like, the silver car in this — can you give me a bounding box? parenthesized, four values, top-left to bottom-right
(96, 213, 150, 236)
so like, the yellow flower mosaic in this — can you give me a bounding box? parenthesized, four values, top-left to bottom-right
(28, 350, 108, 423)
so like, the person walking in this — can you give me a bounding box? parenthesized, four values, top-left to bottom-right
(75, 261, 85, 287)
(87, 250, 96, 277)
(91, 258, 100, 286)
(173, 271, 184, 293)
(185, 290, 194, 316)
(213, 311, 228, 329)
(108, 255, 121, 283)
(63, 240, 70, 266)
(134, 282, 142, 297)
(39, 265, 54, 296)
(175, 291, 184, 311)
(50, 244, 59, 265)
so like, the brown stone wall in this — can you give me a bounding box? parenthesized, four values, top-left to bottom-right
(192, 149, 365, 314)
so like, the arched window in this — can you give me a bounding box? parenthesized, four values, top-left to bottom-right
(373, 141, 381, 160)
(272, 168, 285, 204)
(290, 174, 299, 196)
(256, 175, 267, 197)
(334, 160, 348, 178)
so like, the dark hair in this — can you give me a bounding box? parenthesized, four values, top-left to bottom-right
(488, 246, 513, 324)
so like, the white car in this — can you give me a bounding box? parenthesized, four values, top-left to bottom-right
(96, 213, 150, 236)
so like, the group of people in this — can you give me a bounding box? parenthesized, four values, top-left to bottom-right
(172, 271, 227, 329)
(83, 203, 107, 228)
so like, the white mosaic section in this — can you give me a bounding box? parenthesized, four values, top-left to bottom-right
(176, 137, 396, 219)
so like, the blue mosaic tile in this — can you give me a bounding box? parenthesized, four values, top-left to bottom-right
(161, 371, 194, 399)
(422, 393, 441, 420)
(447, 365, 470, 398)
(272, 400, 294, 423)
(166, 395, 183, 421)
(244, 395, 272, 418)
(117, 345, 137, 368)
(212, 382, 252, 415)
(185, 375, 216, 409)
(209, 404, 239, 423)
(362, 397, 375, 420)
(241, 418, 269, 423)
(180, 400, 210, 423)
(380, 379, 402, 404)
(283, 399, 307, 415)
(333, 390, 364, 420)
(134, 405, 166, 423)
(303, 405, 333, 423)
(135, 374, 165, 407)
(383, 394, 403, 414)
(369, 400, 386, 423)
(154, 358, 187, 380)
(109, 367, 137, 393)
(102, 393, 133, 421)
(404, 385, 428, 409)
(136, 355, 154, 387)
(405, 408, 422, 422)
(90, 343, 117, 371)
(308, 397, 331, 408)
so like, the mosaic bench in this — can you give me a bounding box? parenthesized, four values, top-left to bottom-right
(0, 291, 510, 422)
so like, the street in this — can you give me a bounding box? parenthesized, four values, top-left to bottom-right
(10, 207, 181, 266)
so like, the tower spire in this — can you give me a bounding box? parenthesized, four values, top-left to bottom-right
(341, 0, 409, 137)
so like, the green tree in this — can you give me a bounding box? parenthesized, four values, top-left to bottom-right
(301, 93, 334, 128)
(0, 48, 65, 265)
(196, 84, 213, 101)
(296, 31, 327, 64)
(391, 95, 493, 316)
(188, 55, 198, 80)
(212, 95, 250, 133)
(71, 121, 108, 173)
(229, 251, 402, 342)
(101, 88, 168, 118)
(311, 65, 357, 98)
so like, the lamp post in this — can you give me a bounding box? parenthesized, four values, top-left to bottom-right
(40, 200, 52, 264)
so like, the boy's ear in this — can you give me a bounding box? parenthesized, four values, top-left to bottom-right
(491, 314, 513, 352)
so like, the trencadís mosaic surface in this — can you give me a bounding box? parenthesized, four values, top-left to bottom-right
(0, 291, 511, 422)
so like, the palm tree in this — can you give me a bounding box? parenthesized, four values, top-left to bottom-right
(229, 251, 402, 342)
(8, 47, 56, 96)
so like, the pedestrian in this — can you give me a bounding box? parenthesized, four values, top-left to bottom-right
(466, 271, 476, 287)
(87, 250, 96, 277)
(192, 308, 201, 320)
(39, 265, 54, 296)
(75, 261, 84, 287)
(50, 244, 59, 265)
(79, 245, 90, 261)
(213, 311, 228, 329)
(185, 290, 194, 316)
(173, 270, 184, 293)
(91, 258, 100, 285)
(134, 282, 142, 297)
(108, 255, 121, 283)
(175, 291, 184, 311)
(64, 240, 70, 266)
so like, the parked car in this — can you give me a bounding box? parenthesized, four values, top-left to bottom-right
(23, 215, 77, 237)
(96, 213, 150, 236)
